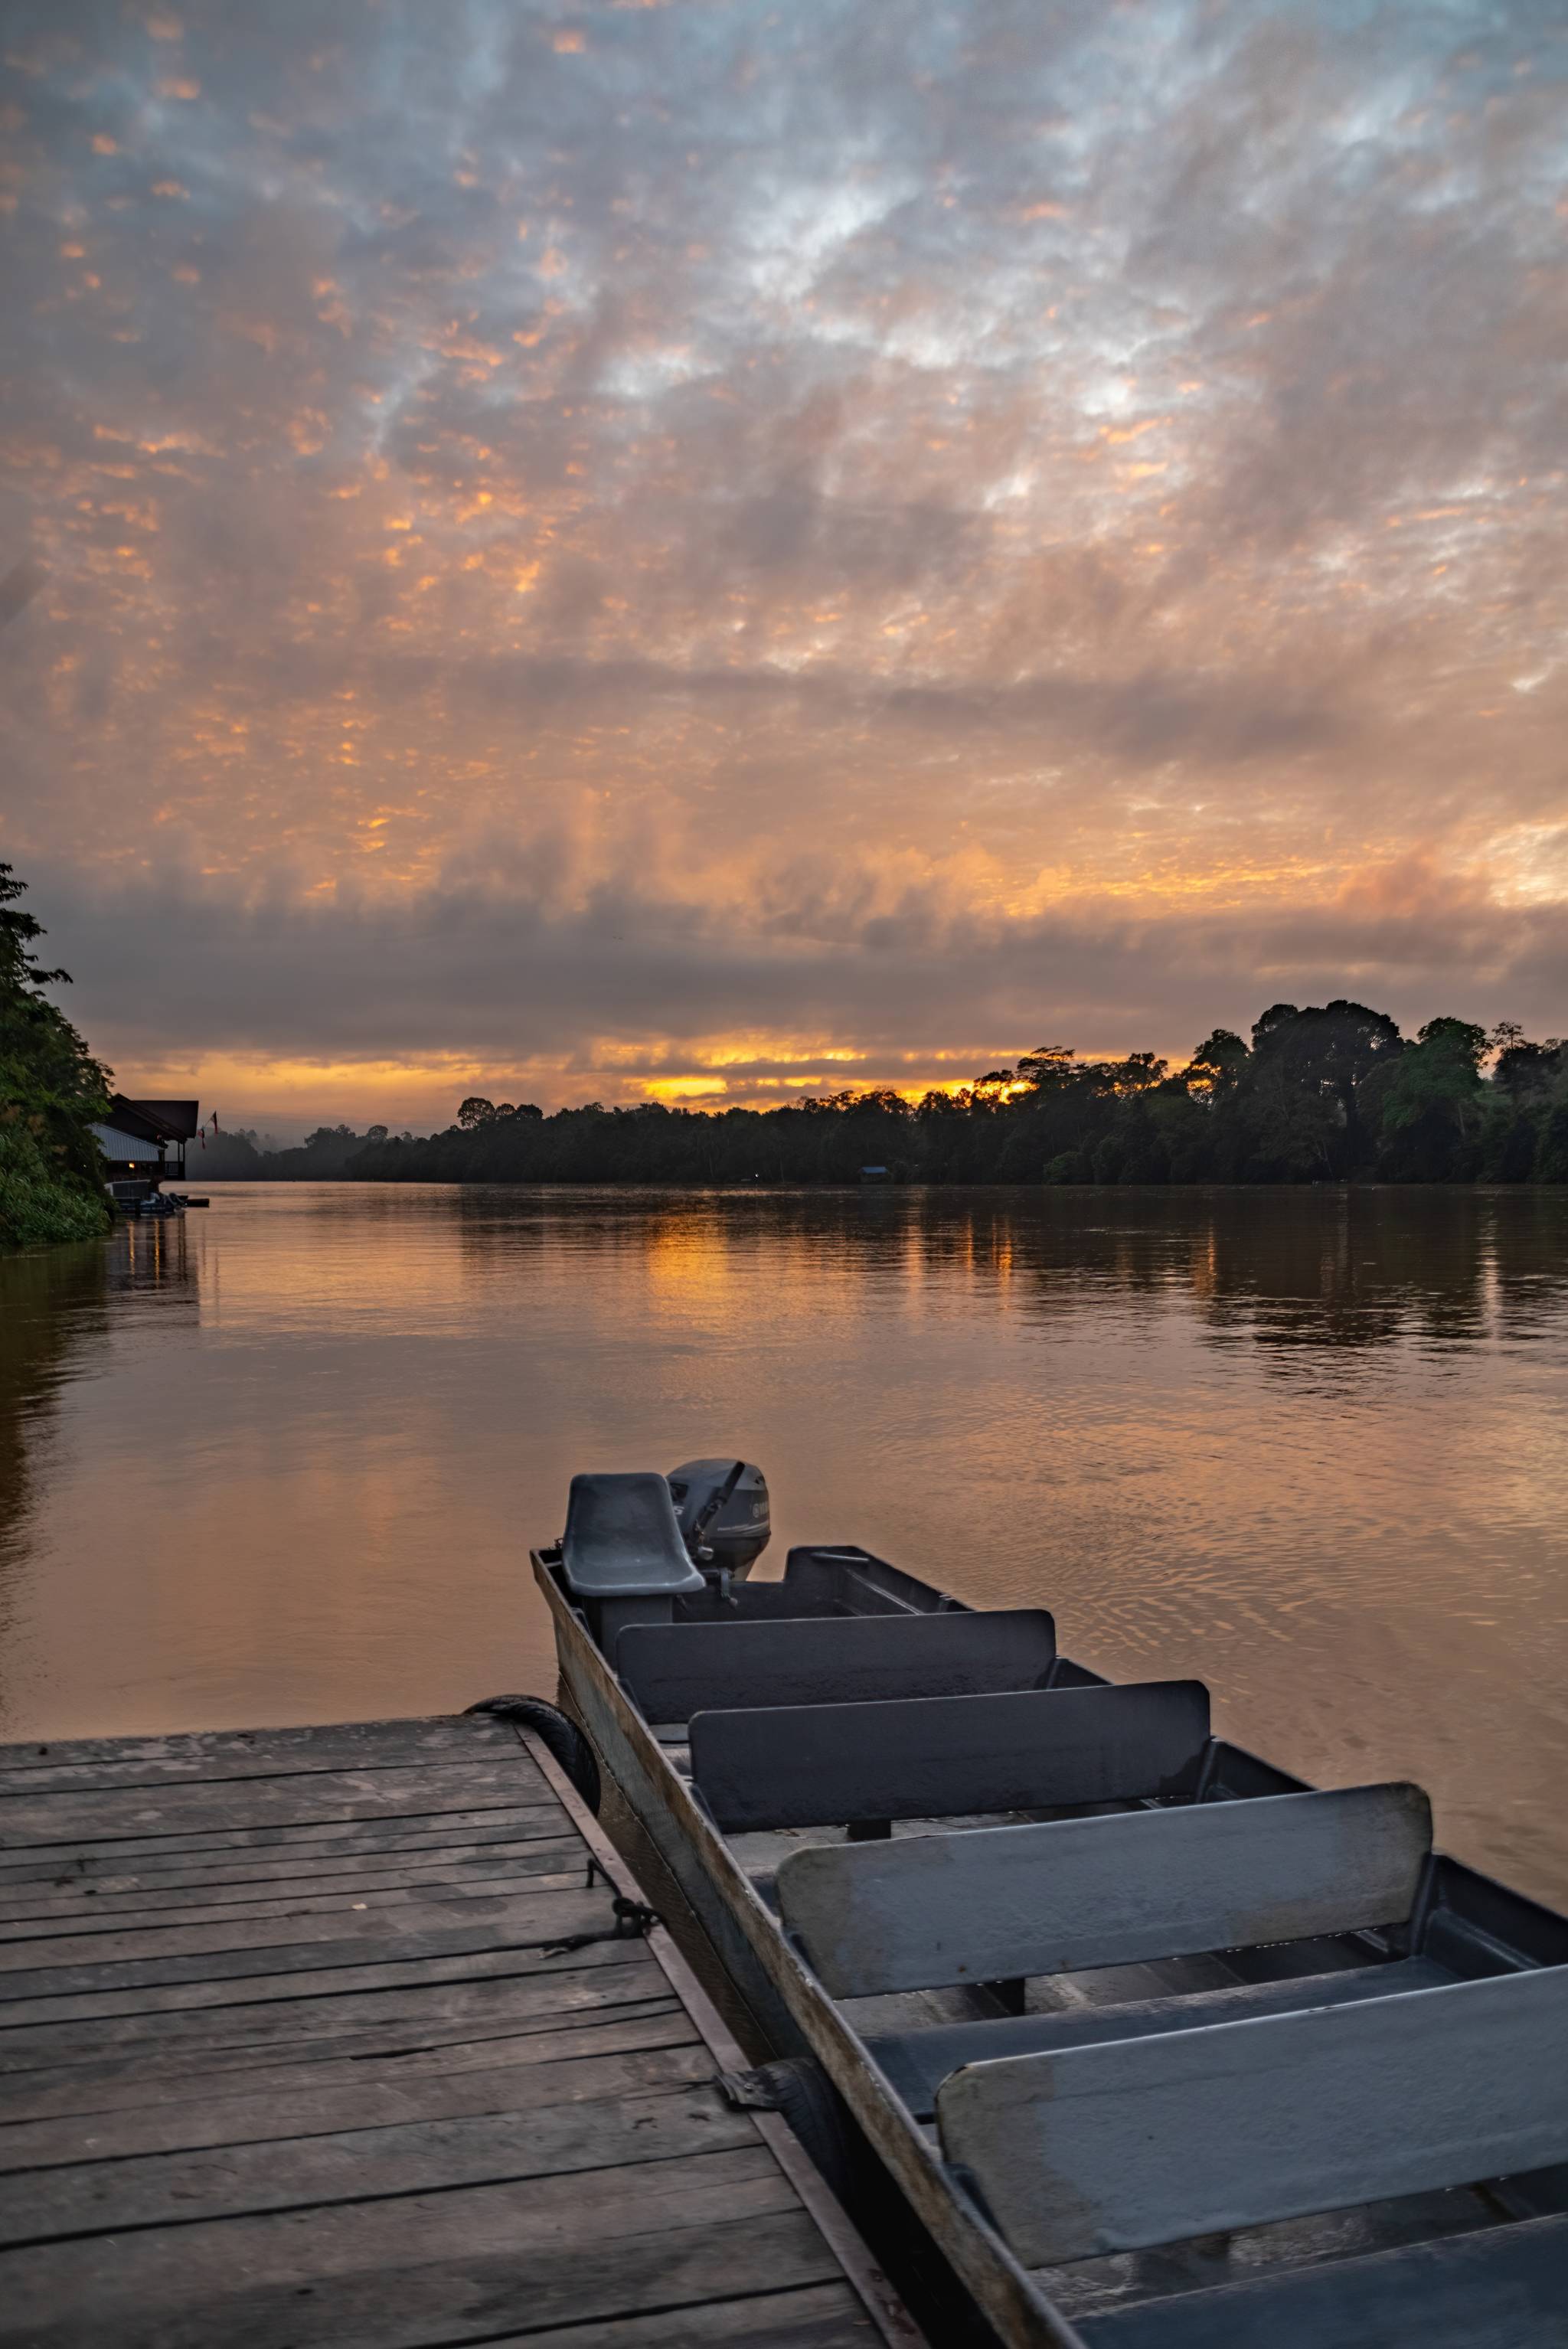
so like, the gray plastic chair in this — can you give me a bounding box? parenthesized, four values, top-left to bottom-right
(560, 1472, 704, 1648)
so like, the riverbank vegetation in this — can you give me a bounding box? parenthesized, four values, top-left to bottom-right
(348, 1001, 1568, 1188)
(199, 1121, 410, 1180)
(0, 866, 113, 1246)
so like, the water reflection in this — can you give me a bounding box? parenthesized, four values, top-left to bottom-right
(2, 1183, 1566, 1903)
(109, 1213, 202, 1305)
(0, 1241, 109, 1724)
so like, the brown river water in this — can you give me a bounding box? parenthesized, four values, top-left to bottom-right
(3, 1181, 1566, 1903)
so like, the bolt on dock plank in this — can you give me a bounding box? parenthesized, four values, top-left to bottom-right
(0, 1709, 919, 2348)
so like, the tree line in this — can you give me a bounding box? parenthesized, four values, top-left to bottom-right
(347, 1002, 1568, 1188)
(0, 865, 112, 1246)
(198, 1122, 414, 1180)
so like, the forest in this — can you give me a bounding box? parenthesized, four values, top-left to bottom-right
(0, 864, 113, 1246)
(348, 1002, 1568, 1189)
(197, 1121, 414, 1180)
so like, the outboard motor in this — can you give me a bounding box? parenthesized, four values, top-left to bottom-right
(666, 1459, 770, 1584)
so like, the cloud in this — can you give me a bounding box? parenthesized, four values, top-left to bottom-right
(2, 1, 1565, 1117)
(26, 845, 1568, 1129)
(0, 557, 49, 626)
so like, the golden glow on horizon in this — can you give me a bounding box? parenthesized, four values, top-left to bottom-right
(142, 1031, 1213, 1132)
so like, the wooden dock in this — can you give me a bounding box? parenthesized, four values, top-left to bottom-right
(0, 1709, 918, 2347)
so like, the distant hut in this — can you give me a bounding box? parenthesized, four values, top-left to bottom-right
(90, 1097, 199, 1207)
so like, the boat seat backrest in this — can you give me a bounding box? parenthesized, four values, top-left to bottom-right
(936, 1962, 1568, 2268)
(775, 1780, 1432, 1996)
(560, 1473, 704, 1599)
(690, 1679, 1210, 1831)
(867, 1952, 1454, 2119)
(614, 1608, 1056, 1723)
(1075, 2207, 1568, 2348)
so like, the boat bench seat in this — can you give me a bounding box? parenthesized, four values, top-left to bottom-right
(936, 1962, 1568, 2267)
(690, 1679, 1210, 1832)
(776, 1779, 1433, 1996)
(1077, 2211, 1568, 2349)
(615, 1607, 1056, 1723)
(864, 1953, 1455, 2119)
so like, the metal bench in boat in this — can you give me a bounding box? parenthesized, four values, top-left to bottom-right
(778, 1779, 1432, 1997)
(935, 1962, 1568, 2267)
(1078, 2207, 1568, 2348)
(867, 1952, 1457, 2120)
(690, 1678, 1212, 1832)
(616, 1607, 1057, 1722)
(782, 1779, 1445, 2117)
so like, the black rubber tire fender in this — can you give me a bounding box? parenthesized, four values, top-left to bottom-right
(750, 2057, 861, 2204)
(464, 1694, 601, 1814)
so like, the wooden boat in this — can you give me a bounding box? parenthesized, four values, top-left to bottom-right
(533, 1469, 1568, 2347)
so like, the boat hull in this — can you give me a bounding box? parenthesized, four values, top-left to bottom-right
(534, 1553, 1086, 2349)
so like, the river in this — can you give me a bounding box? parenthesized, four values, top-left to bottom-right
(3, 1181, 1567, 1901)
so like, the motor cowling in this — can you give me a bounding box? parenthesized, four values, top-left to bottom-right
(666, 1459, 771, 1579)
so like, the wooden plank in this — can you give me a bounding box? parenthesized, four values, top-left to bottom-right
(866, 1954, 1452, 2117)
(0, 1883, 610, 1985)
(0, 1996, 690, 2119)
(0, 1945, 664, 2067)
(936, 1963, 1568, 2267)
(0, 1717, 523, 1795)
(1080, 2213, 1568, 2349)
(617, 1610, 1057, 1722)
(777, 1782, 1432, 1996)
(485, 2282, 880, 2347)
(0, 1865, 590, 1940)
(0, 2078, 758, 2243)
(0, 1804, 563, 1875)
(0, 1759, 541, 1848)
(0, 2003, 694, 2127)
(0, 2034, 710, 2168)
(692, 1681, 1209, 1831)
(0, 1828, 577, 1903)
(0, 1879, 619, 1991)
(0, 1873, 601, 1949)
(0, 2156, 819, 2347)
(0, 1804, 563, 1879)
(0, 1933, 659, 2044)
(0, 1749, 542, 1801)
(0, 1842, 590, 1931)
(0, 1715, 518, 1776)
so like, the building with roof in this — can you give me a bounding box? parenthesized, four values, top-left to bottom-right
(90, 1097, 201, 1203)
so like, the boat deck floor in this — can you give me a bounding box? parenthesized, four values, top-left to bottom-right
(0, 1710, 909, 2349)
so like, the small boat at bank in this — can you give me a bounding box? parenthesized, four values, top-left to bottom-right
(534, 1462, 1568, 2349)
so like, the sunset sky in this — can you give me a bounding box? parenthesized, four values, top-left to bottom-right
(3, 1, 1566, 1134)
